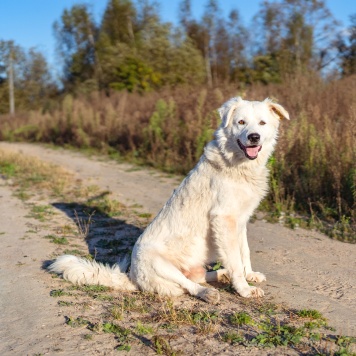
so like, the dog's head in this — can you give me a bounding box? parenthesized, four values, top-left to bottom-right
(217, 97, 289, 162)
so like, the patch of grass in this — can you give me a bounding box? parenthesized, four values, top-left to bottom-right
(66, 316, 90, 328)
(28, 205, 55, 222)
(229, 311, 254, 326)
(252, 322, 305, 347)
(0, 162, 16, 177)
(58, 300, 73, 307)
(0, 149, 72, 197)
(138, 213, 152, 219)
(62, 249, 85, 256)
(93, 294, 113, 301)
(222, 331, 245, 345)
(296, 309, 324, 320)
(50, 289, 69, 297)
(79, 285, 110, 293)
(110, 305, 124, 320)
(95, 238, 126, 249)
(135, 321, 154, 335)
(14, 190, 31, 201)
(152, 335, 179, 356)
(88, 194, 123, 217)
(44, 234, 69, 245)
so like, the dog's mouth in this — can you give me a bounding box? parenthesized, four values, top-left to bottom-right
(237, 140, 262, 160)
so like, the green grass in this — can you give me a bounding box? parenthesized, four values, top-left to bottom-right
(229, 311, 254, 326)
(50, 289, 69, 297)
(135, 321, 154, 335)
(44, 234, 69, 245)
(28, 205, 55, 222)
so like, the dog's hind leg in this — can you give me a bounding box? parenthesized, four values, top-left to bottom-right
(205, 269, 229, 283)
(152, 256, 220, 304)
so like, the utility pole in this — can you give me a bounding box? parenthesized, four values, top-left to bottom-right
(8, 51, 15, 115)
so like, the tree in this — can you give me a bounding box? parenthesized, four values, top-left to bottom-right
(337, 14, 356, 76)
(0, 41, 55, 113)
(0, 41, 24, 114)
(100, 0, 136, 46)
(252, 0, 340, 80)
(53, 4, 100, 92)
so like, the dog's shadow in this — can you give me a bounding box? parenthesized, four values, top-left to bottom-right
(45, 196, 144, 267)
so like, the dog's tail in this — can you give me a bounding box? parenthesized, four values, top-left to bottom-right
(48, 255, 138, 291)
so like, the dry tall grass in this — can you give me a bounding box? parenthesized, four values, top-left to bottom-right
(1, 74, 355, 239)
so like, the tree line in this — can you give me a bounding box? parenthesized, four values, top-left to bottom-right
(0, 0, 355, 114)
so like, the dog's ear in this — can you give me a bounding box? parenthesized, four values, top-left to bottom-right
(264, 98, 290, 120)
(218, 97, 243, 128)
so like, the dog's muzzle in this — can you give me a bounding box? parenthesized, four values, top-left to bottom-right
(237, 139, 262, 160)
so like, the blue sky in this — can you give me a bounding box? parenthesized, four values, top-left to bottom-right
(0, 0, 354, 77)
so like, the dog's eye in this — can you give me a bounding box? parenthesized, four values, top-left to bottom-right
(259, 120, 266, 126)
(238, 120, 245, 125)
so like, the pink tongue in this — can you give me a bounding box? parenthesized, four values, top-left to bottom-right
(246, 146, 261, 157)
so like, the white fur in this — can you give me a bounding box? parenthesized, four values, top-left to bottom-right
(49, 97, 289, 303)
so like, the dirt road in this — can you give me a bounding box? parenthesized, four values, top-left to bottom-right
(0, 142, 355, 354)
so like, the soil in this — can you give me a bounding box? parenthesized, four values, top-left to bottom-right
(0, 141, 355, 355)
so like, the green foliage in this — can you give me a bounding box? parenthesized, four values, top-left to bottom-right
(44, 235, 69, 245)
(252, 322, 305, 347)
(222, 331, 245, 345)
(50, 289, 69, 297)
(296, 309, 324, 320)
(0, 162, 16, 177)
(66, 316, 90, 328)
(135, 321, 154, 335)
(229, 312, 254, 326)
(110, 56, 159, 92)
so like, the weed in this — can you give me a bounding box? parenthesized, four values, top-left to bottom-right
(74, 209, 94, 238)
(297, 309, 324, 320)
(14, 190, 31, 201)
(58, 301, 72, 307)
(87, 194, 123, 217)
(0, 162, 16, 177)
(222, 331, 245, 345)
(138, 213, 152, 219)
(94, 294, 113, 301)
(28, 205, 55, 222)
(152, 335, 179, 356)
(116, 344, 131, 352)
(66, 316, 90, 328)
(229, 311, 254, 326)
(62, 249, 86, 256)
(110, 305, 124, 320)
(53, 237, 68, 245)
(135, 321, 154, 335)
(252, 322, 305, 347)
(50, 289, 69, 297)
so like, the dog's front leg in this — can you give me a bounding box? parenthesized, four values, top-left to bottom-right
(240, 227, 266, 283)
(211, 214, 264, 298)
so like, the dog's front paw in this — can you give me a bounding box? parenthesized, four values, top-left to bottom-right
(238, 286, 264, 298)
(197, 288, 220, 304)
(246, 272, 266, 283)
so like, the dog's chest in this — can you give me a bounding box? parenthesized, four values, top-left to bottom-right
(216, 169, 268, 212)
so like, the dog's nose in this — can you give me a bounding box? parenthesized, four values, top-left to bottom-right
(248, 133, 260, 143)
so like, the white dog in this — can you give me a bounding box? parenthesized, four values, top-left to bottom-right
(49, 97, 289, 304)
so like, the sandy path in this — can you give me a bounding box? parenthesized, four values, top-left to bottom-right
(0, 141, 355, 345)
(0, 184, 85, 354)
